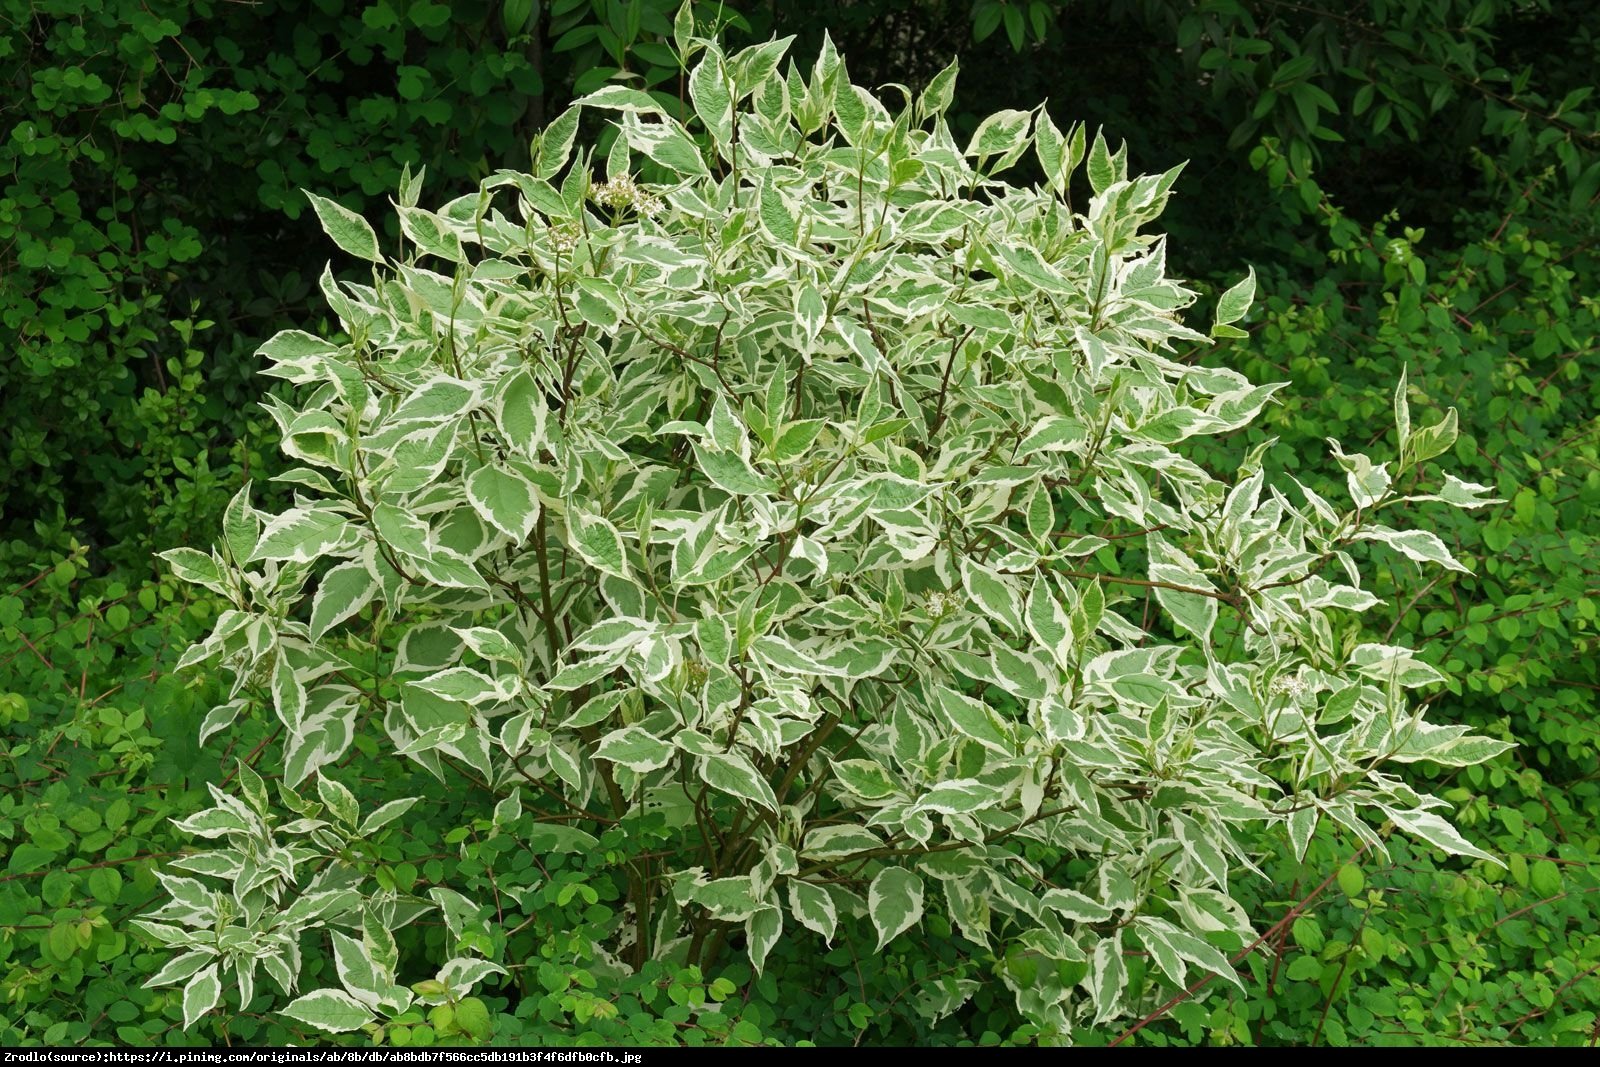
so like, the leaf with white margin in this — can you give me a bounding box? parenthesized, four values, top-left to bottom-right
(1214, 266, 1255, 326)
(143, 949, 215, 989)
(746, 906, 782, 976)
(359, 797, 420, 835)
(331, 931, 383, 1006)
(437, 957, 507, 996)
(567, 508, 630, 578)
(1380, 805, 1501, 865)
(305, 191, 383, 263)
(868, 867, 924, 951)
(181, 964, 222, 1029)
(788, 880, 838, 942)
(309, 560, 378, 641)
(1355, 526, 1471, 574)
(700, 751, 779, 812)
(593, 725, 675, 773)
(280, 988, 376, 1033)
(467, 463, 540, 542)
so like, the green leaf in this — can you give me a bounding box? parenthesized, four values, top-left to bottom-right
(867, 867, 924, 950)
(304, 191, 383, 263)
(965, 108, 1032, 161)
(281, 989, 377, 1033)
(700, 751, 779, 812)
(359, 797, 421, 835)
(87, 867, 123, 905)
(933, 686, 1011, 754)
(788, 881, 838, 942)
(1530, 858, 1562, 897)
(467, 463, 540, 542)
(567, 509, 630, 578)
(1214, 266, 1256, 326)
(913, 778, 1003, 815)
(454, 996, 492, 1041)
(310, 560, 377, 641)
(524, 823, 600, 853)
(593, 725, 674, 772)
(8, 843, 55, 874)
(1381, 805, 1500, 865)
(773, 419, 826, 462)
(1286, 955, 1323, 982)
(181, 965, 222, 1029)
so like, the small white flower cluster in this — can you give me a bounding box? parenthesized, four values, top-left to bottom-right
(548, 223, 581, 255)
(926, 589, 964, 619)
(590, 173, 664, 218)
(1270, 672, 1311, 699)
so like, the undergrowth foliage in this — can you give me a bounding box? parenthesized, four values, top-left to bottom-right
(145, 28, 1511, 1041)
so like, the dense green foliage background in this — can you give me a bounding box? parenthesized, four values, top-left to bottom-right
(1, 0, 1596, 1046)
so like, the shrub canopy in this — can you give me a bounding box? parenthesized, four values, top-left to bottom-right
(145, 32, 1507, 1040)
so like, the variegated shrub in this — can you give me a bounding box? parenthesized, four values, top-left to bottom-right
(143, 29, 1509, 1042)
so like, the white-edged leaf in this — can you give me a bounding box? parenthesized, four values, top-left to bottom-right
(305, 191, 383, 263)
(1356, 527, 1471, 574)
(867, 866, 924, 950)
(181, 964, 223, 1029)
(331, 931, 382, 1004)
(1089, 932, 1127, 1023)
(1381, 805, 1501, 865)
(315, 775, 360, 827)
(144, 950, 215, 990)
(933, 685, 1011, 754)
(467, 463, 540, 542)
(567, 509, 630, 578)
(1214, 266, 1255, 326)
(593, 725, 674, 773)
(700, 751, 779, 812)
(280, 988, 376, 1033)
(309, 560, 377, 641)
(788, 880, 838, 943)
(359, 797, 420, 835)
(745, 905, 782, 976)
(437, 957, 507, 996)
